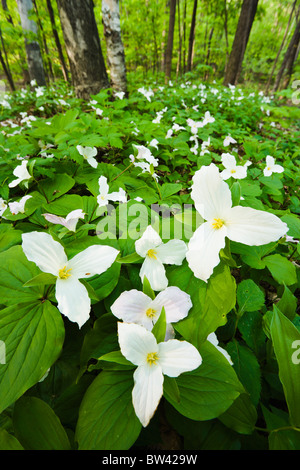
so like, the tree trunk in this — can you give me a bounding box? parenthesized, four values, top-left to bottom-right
(56, 0, 109, 100)
(265, 0, 297, 93)
(101, 0, 127, 94)
(32, 0, 54, 83)
(223, 0, 259, 86)
(187, 0, 197, 72)
(164, 0, 176, 83)
(176, 0, 182, 78)
(45, 0, 69, 82)
(1, 0, 14, 25)
(16, 0, 47, 86)
(0, 46, 15, 91)
(274, 15, 300, 91)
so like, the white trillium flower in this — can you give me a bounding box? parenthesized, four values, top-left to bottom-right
(8, 160, 31, 188)
(220, 153, 247, 180)
(223, 135, 237, 147)
(115, 91, 125, 99)
(43, 209, 85, 232)
(186, 164, 288, 282)
(8, 195, 32, 215)
(118, 322, 202, 427)
(263, 155, 284, 177)
(97, 175, 127, 207)
(132, 144, 158, 167)
(76, 145, 98, 169)
(0, 198, 7, 216)
(111, 286, 192, 340)
(149, 139, 159, 150)
(135, 225, 187, 291)
(22, 232, 119, 328)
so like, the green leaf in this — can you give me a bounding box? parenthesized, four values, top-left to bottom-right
(0, 225, 22, 253)
(117, 252, 143, 264)
(98, 350, 134, 368)
(163, 376, 180, 404)
(264, 254, 297, 286)
(218, 393, 257, 435)
(269, 429, 300, 450)
(164, 340, 244, 421)
(0, 245, 46, 306)
(0, 300, 65, 414)
(151, 307, 166, 343)
(0, 428, 24, 450)
(237, 279, 265, 315)
(160, 183, 182, 199)
(89, 261, 121, 302)
(270, 306, 300, 427)
(277, 284, 297, 320)
(37, 173, 75, 203)
(23, 272, 57, 287)
(142, 275, 155, 300)
(230, 182, 241, 206)
(76, 370, 142, 450)
(13, 397, 71, 450)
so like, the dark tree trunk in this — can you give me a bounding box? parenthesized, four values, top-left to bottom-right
(32, 0, 54, 83)
(56, 0, 109, 100)
(187, 0, 197, 72)
(223, 0, 259, 86)
(0, 46, 15, 91)
(46, 0, 69, 82)
(164, 0, 176, 82)
(274, 15, 300, 91)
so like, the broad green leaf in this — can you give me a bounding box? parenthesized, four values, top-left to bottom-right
(23, 272, 57, 287)
(151, 307, 166, 343)
(76, 370, 141, 450)
(13, 396, 71, 450)
(164, 340, 244, 421)
(269, 429, 300, 450)
(37, 173, 75, 203)
(237, 279, 265, 315)
(264, 254, 297, 286)
(0, 300, 65, 414)
(218, 393, 257, 435)
(0, 225, 22, 253)
(142, 275, 155, 300)
(0, 428, 24, 450)
(277, 284, 297, 320)
(270, 306, 300, 427)
(98, 350, 133, 368)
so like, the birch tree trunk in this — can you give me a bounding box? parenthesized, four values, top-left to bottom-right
(275, 16, 300, 91)
(101, 0, 127, 94)
(46, 0, 69, 83)
(223, 0, 259, 86)
(56, 0, 109, 100)
(16, 0, 46, 86)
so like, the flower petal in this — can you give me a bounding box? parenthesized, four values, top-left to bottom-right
(111, 290, 152, 329)
(117, 322, 158, 366)
(158, 339, 202, 377)
(155, 239, 187, 265)
(68, 244, 119, 279)
(191, 163, 232, 220)
(152, 286, 192, 324)
(186, 222, 227, 282)
(55, 277, 90, 328)
(22, 231, 67, 276)
(135, 225, 162, 257)
(226, 206, 288, 246)
(139, 256, 168, 291)
(132, 363, 164, 427)
(98, 175, 109, 197)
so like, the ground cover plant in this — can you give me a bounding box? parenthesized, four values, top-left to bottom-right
(0, 74, 299, 451)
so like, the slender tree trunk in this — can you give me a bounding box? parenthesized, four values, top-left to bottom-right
(32, 0, 54, 83)
(265, 0, 297, 93)
(187, 0, 197, 72)
(1, 0, 13, 25)
(182, 0, 187, 73)
(223, 0, 259, 86)
(224, 0, 229, 67)
(176, 0, 182, 78)
(274, 15, 300, 91)
(46, 0, 69, 82)
(0, 46, 15, 91)
(164, 0, 176, 83)
(16, 0, 47, 86)
(56, 0, 109, 100)
(101, 0, 127, 94)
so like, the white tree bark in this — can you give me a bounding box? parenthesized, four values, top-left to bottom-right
(16, 0, 46, 86)
(102, 0, 127, 94)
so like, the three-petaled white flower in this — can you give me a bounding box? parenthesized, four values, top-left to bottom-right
(43, 209, 85, 232)
(111, 286, 192, 340)
(76, 145, 98, 169)
(135, 225, 187, 291)
(22, 232, 119, 328)
(263, 155, 284, 177)
(9, 195, 32, 215)
(118, 322, 202, 427)
(186, 163, 288, 282)
(97, 176, 127, 207)
(220, 153, 247, 180)
(223, 135, 237, 147)
(8, 160, 31, 188)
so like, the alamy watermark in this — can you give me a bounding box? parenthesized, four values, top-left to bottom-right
(291, 79, 300, 105)
(291, 340, 300, 365)
(0, 340, 5, 365)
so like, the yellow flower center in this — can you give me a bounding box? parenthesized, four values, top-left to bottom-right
(267, 166, 271, 171)
(147, 352, 159, 366)
(230, 169, 236, 174)
(147, 249, 157, 259)
(212, 218, 225, 230)
(146, 308, 156, 318)
(58, 266, 72, 280)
